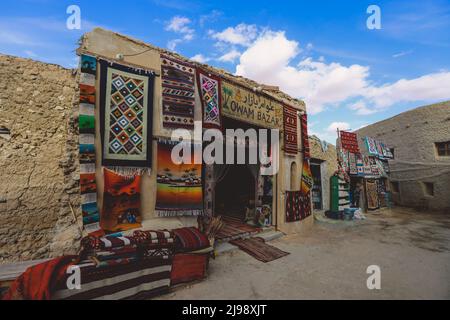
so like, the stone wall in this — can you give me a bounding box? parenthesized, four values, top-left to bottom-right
(355, 101, 450, 212)
(0, 54, 82, 263)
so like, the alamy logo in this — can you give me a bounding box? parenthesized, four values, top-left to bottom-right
(366, 265, 381, 290)
(66, 5, 81, 30)
(366, 5, 382, 30)
(66, 265, 81, 290)
(170, 121, 280, 175)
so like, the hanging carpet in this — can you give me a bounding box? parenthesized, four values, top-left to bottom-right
(283, 104, 298, 155)
(197, 68, 222, 130)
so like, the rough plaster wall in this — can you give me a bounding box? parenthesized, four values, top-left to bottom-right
(310, 137, 337, 211)
(355, 101, 450, 212)
(0, 55, 82, 263)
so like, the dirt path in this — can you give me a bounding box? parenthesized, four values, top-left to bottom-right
(159, 207, 450, 300)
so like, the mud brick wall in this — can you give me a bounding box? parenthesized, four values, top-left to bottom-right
(0, 54, 82, 263)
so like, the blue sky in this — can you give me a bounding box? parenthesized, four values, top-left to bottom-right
(1, 0, 450, 143)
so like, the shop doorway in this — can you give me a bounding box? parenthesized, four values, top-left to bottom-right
(310, 160, 323, 210)
(215, 165, 256, 220)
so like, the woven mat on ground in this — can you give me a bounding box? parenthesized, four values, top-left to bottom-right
(215, 216, 262, 242)
(229, 237, 290, 263)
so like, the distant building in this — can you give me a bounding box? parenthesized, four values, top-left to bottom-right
(355, 101, 450, 213)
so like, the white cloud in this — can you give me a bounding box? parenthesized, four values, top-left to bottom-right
(327, 122, 351, 133)
(218, 49, 241, 63)
(349, 101, 377, 115)
(165, 16, 195, 50)
(191, 54, 210, 63)
(210, 23, 258, 47)
(199, 10, 222, 27)
(392, 50, 413, 58)
(233, 28, 450, 115)
(166, 16, 194, 34)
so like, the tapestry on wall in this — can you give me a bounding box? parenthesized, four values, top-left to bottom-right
(101, 168, 142, 233)
(197, 68, 222, 130)
(369, 156, 379, 176)
(99, 60, 155, 177)
(365, 179, 379, 210)
(300, 159, 313, 219)
(365, 137, 378, 156)
(363, 155, 372, 175)
(160, 55, 196, 129)
(285, 191, 302, 222)
(79, 54, 100, 234)
(155, 139, 203, 217)
(283, 104, 298, 155)
(340, 131, 360, 153)
(348, 151, 358, 175)
(356, 153, 364, 176)
(300, 114, 310, 158)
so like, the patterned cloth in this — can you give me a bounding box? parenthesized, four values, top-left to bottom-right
(283, 105, 298, 155)
(161, 55, 196, 129)
(340, 131, 360, 153)
(365, 179, 379, 210)
(348, 152, 358, 175)
(52, 258, 172, 300)
(2, 256, 77, 300)
(363, 155, 372, 175)
(300, 114, 310, 158)
(369, 156, 379, 176)
(365, 137, 378, 156)
(99, 60, 155, 175)
(197, 68, 222, 130)
(79, 54, 100, 233)
(285, 191, 302, 222)
(356, 153, 364, 176)
(155, 139, 203, 217)
(101, 168, 142, 233)
(173, 227, 210, 253)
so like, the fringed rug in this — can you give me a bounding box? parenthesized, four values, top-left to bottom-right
(300, 114, 310, 158)
(340, 131, 360, 153)
(215, 216, 262, 243)
(79, 54, 100, 233)
(155, 139, 203, 217)
(283, 104, 298, 155)
(101, 168, 142, 233)
(161, 55, 196, 129)
(230, 237, 289, 263)
(99, 59, 155, 176)
(365, 179, 379, 210)
(197, 68, 222, 130)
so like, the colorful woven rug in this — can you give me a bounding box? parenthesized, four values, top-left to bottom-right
(99, 60, 155, 176)
(365, 179, 379, 210)
(356, 153, 364, 176)
(197, 68, 222, 130)
(369, 156, 379, 176)
(363, 155, 372, 175)
(101, 168, 142, 233)
(300, 114, 310, 158)
(283, 105, 298, 155)
(365, 137, 378, 156)
(161, 55, 196, 129)
(155, 139, 203, 217)
(79, 54, 100, 233)
(340, 131, 360, 153)
(348, 152, 358, 175)
(173, 227, 210, 252)
(216, 215, 262, 243)
(285, 191, 302, 222)
(52, 258, 172, 300)
(230, 237, 290, 263)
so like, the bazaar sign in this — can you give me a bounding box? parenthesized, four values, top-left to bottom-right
(221, 81, 283, 129)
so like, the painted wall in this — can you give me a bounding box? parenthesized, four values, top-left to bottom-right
(355, 101, 450, 212)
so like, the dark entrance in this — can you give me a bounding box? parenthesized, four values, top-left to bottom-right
(310, 160, 323, 210)
(215, 165, 256, 220)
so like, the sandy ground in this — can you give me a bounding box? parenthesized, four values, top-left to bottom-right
(159, 207, 450, 300)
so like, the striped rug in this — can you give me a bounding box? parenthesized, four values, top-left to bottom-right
(52, 258, 172, 300)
